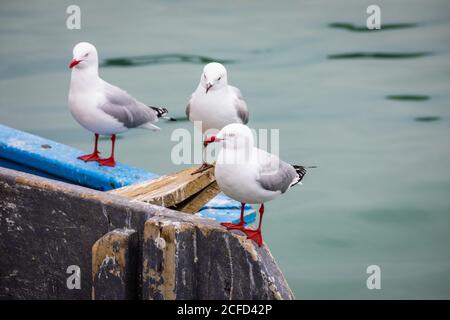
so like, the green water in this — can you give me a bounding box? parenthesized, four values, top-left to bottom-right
(1, 0, 450, 299)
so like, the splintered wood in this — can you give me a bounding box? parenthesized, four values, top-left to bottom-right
(108, 166, 220, 214)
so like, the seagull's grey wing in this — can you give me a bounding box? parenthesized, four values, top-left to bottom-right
(255, 149, 297, 193)
(230, 86, 249, 124)
(100, 82, 158, 128)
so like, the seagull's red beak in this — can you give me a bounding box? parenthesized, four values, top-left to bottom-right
(204, 135, 222, 147)
(69, 58, 80, 69)
(205, 83, 213, 94)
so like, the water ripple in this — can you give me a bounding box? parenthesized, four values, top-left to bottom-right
(328, 22, 418, 32)
(328, 52, 431, 59)
(101, 54, 235, 67)
(386, 95, 430, 101)
(415, 116, 441, 122)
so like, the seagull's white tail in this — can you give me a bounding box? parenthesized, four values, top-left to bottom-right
(139, 122, 161, 131)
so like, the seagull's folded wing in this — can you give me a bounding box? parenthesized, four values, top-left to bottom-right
(255, 149, 297, 193)
(100, 81, 158, 128)
(230, 86, 249, 124)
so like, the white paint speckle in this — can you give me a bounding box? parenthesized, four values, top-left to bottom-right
(6, 218, 14, 226)
(7, 138, 32, 151)
(154, 237, 166, 249)
(6, 203, 17, 210)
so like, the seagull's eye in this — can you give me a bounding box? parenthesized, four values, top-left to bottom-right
(218, 77, 221, 81)
(84, 53, 89, 57)
(203, 74, 206, 79)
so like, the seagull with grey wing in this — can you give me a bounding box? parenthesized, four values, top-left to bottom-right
(205, 124, 312, 247)
(186, 62, 249, 174)
(68, 42, 170, 167)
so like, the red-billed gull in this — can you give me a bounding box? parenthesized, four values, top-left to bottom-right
(186, 62, 249, 174)
(68, 42, 169, 167)
(205, 124, 309, 246)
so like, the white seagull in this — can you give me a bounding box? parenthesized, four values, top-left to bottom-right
(186, 62, 249, 173)
(68, 42, 169, 167)
(204, 124, 309, 246)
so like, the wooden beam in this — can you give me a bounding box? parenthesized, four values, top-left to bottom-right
(108, 166, 220, 214)
(174, 181, 220, 213)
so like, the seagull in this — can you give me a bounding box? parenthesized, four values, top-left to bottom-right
(68, 42, 170, 167)
(186, 62, 249, 174)
(205, 123, 309, 247)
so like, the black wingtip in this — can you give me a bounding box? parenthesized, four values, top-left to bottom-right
(150, 106, 168, 117)
(291, 165, 307, 187)
(148, 106, 169, 118)
(149, 106, 177, 121)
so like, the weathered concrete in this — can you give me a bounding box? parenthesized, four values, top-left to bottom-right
(0, 167, 159, 299)
(142, 216, 294, 300)
(92, 228, 138, 300)
(0, 167, 294, 300)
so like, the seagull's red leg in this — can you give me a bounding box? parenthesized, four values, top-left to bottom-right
(97, 134, 116, 167)
(242, 204, 264, 246)
(192, 163, 214, 174)
(78, 133, 101, 161)
(191, 139, 213, 175)
(221, 203, 246, 230)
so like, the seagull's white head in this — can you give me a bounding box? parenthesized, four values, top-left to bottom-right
(205, 123, 254, 150)
(69, 42, 99, 70)
(200, 62, 227, 94)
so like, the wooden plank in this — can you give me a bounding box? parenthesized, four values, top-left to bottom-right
(92, 228, 138, 300)
(174, 181, 220, 213)
(109, 166, 220, 213)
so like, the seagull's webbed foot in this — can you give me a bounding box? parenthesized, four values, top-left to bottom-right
(97, 157, 116, 167)
(221, 220, 245, 230)
(78, 152, 101, 162)
(191, 163, 214, 175)
(242, 228, 263, 247)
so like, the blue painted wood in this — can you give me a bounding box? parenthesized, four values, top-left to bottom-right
(198, 194, 256, 224)
(0, 124, 256, 224)
(0, 124, 157, 191)
(0, 158, 74, 184)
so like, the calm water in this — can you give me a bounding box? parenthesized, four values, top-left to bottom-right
(1, 0, 450, 299)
